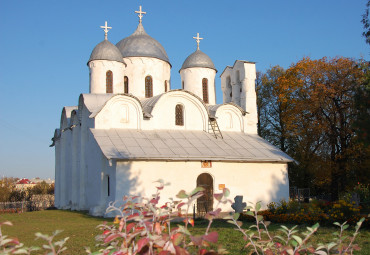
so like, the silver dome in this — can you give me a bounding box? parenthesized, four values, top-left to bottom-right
(88, 40, 124, 64)
(116, 23, 170, 65)
(180, 49, 217, 72)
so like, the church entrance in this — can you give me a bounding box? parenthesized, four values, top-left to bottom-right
(196, 173, 213, 216)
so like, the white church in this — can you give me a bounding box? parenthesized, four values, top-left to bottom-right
(51, 7, 293, 216)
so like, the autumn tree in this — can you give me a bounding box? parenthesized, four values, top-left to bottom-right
(283, 57, 367, 200)
(362, 0, 370, 45)
(258, 57, 368, 200)
(0, 177, 17, 202)
(256, 66, 290, 152)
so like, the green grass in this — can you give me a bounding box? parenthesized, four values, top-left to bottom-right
(1, 210, 370, 254)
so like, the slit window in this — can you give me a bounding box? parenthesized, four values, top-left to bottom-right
(145, 76, 153, 98)
(106, 71, 113, 93)
(124, 76, 129, 93)
(202, 78, 208, 103)
(175, 104, 184, 126)
(107, 175, 110, 197)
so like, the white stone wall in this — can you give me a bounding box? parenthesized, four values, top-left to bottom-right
(54, 139, 61, 208)
(215, 105, 244, 132)
(221, 61, 258, 134)
(146, 92, 208, 131)
(71, 114, 80, 210)
(180, 67, 216, 105)
(113, 160, 289, 213)
(95, 96, 142, 130)
(89, 60, 125, 94)
(123, 57, 171, 98)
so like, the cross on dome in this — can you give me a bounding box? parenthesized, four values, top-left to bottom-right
(193, 33, 203, 50)
(100, 21, 112, 40)
(135, 6, 147, 23)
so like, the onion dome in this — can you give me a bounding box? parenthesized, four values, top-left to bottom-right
(116, 23, 170, 65)
(180, 49, 217, 72)
(88, 40, 124, 64)
(88, 21, 124, 64)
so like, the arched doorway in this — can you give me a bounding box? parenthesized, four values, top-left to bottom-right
(196, 173, 213, 215)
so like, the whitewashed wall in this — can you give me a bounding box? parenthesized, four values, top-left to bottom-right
(215, 105, 244, 132)
(147, 92, 208, 131)
(180, 67, 216, 105)
(123, 57, 171, 98)
(89, 60, 125, 94)
(106, 161, 289, 214)
(94, 95, 142, 130)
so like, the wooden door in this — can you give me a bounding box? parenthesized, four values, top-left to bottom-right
(196, 173, 213, 216)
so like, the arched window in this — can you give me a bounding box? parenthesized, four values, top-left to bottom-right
(145, 76, 153, 98)
(106, 71, 113, 93)
(202, 78, 208, 103)
(164, 80, 168, 92)
(175, 104, 184, 126)
(124, 76, 129, 93)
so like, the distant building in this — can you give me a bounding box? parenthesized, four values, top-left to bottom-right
(15, 178, 35, 191)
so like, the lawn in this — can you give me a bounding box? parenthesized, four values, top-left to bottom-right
(1, 210, 370, 254)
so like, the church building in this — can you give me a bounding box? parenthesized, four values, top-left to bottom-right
(51, 7, 293, 216)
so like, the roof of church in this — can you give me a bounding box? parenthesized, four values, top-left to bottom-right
(90, 129, 293, 162)
(180, 49, 217, 72)
(116, 23, 171, 65)
(88, 40, 124, 64)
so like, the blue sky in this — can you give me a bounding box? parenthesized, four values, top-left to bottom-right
(0, 0, 368, 179)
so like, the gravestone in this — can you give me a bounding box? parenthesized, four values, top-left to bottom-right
(231, 195, 246, 213)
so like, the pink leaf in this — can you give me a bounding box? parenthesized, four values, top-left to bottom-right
(177, 202, 186, 209)
(104, 233, 121, 243)
(158, 251, 171, 255)
(190, 235, 203, 246)
(154, 222, 162, 234)
(203, 232, 218, 243)
(174, 245, 190, 255)
(214, 193, 223, 201)
(137, 237, 149, 252)
(126, 222, 135, 232)
(150, 197, 159, 204)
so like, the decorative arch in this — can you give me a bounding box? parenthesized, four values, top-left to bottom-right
(145, 76, 153, 98)
(94, 95, 143, 129)
(175, 104, 184, 126)
(149, 91, 210, 131)
(215, 104, 244, 131)
(202, 78, 209, 103)
(196, 173, 213, 215)
(106, 71, 113, 93)
(124, 76, 129, 94)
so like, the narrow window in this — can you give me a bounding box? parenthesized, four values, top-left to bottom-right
(145, 76, 153, 98)
(202, 78, 209, 103)
(164, 80, 168, 92)
(175, 104, 184, 126)
(106, 71, 113, 93)
(124, 76, 129, 93)
(182, 81, 184, 89)
(107, 175, 110, 196)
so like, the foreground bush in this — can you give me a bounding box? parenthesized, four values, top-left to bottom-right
(0, 181, 368, 254)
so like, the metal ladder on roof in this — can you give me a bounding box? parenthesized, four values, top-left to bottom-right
(208, 118, 223, 139)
